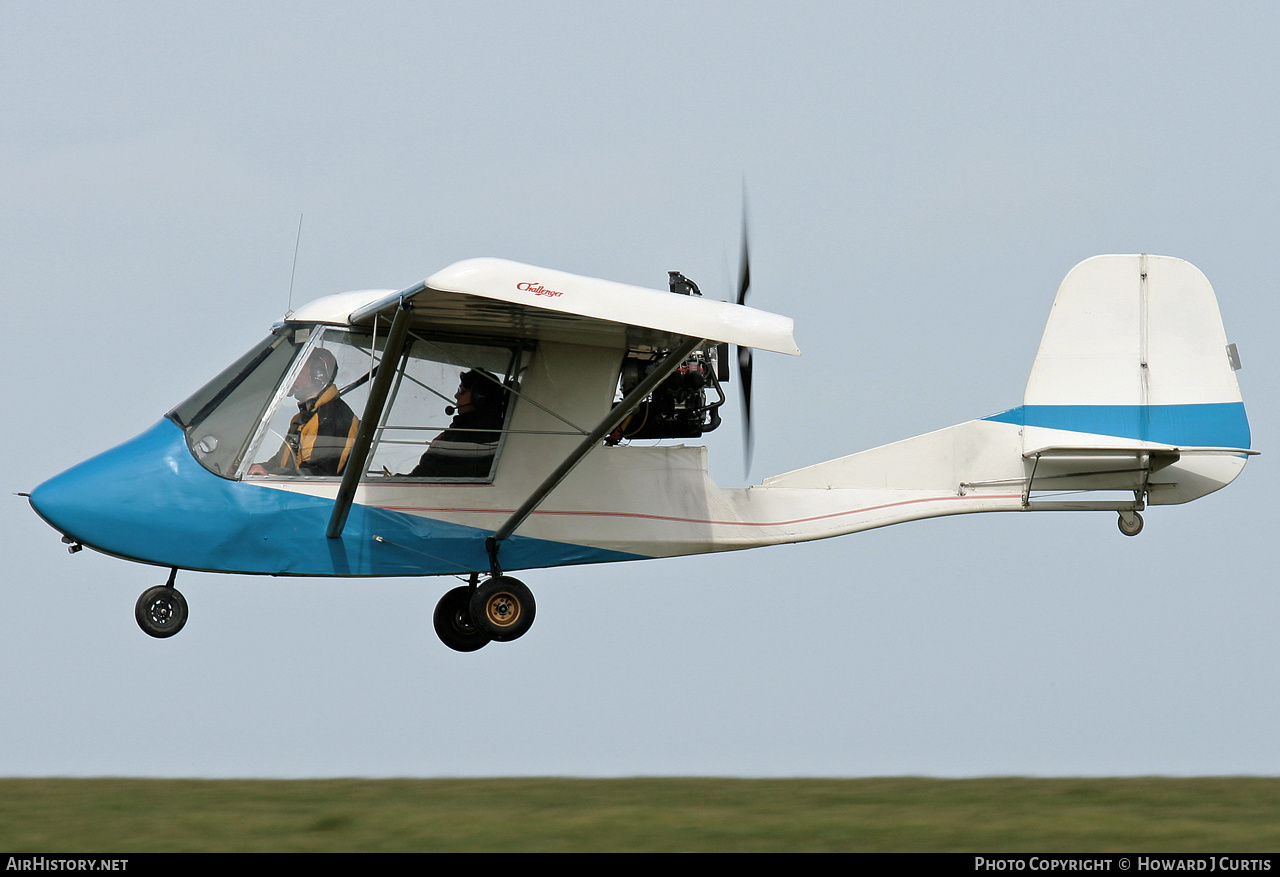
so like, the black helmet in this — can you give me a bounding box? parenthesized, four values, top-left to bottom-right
(459, 368, 505, 412)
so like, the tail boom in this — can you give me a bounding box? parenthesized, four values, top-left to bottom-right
(718, 254, 1253, 550)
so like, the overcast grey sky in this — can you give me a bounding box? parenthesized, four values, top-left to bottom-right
(3, 2, 1278, 777)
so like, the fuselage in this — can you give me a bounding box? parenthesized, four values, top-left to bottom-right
(29, 254, 1253, 580)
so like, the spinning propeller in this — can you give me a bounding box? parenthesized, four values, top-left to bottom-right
(735, 201, 755, 479)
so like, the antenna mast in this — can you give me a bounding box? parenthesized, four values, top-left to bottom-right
(286, 213, 303, 316)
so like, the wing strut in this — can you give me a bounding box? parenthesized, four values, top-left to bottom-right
(485, 335, 706, 576)
(326, 290, 417, 539)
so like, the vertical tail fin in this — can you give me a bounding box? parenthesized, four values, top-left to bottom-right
(982, 254, 1252, 506)
(987, 254, 1250, 451)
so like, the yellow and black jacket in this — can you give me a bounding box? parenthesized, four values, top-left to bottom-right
(266, 384, 359, 476)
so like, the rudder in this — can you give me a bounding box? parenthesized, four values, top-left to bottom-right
(984, 254, 1252, 507)
(989, 254, 1249, 451)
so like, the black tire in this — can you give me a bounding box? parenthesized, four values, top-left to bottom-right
(469, 576, 536, 642)
(1118, 511, 1144, 537)
(433, 586, 491, 652)
(135, 586, 188, 638)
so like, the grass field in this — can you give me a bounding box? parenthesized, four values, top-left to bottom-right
(2, 777, 1278, 852)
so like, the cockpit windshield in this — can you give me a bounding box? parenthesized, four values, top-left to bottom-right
(169, 326, 305, 478)
(169, 324, 522, 482)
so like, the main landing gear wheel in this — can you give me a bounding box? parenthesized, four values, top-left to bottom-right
(135, 585, 188, 638)
(1118, 510, 1144, 537)
(470, 576, 536, 642)
(433, 586, 491, 652)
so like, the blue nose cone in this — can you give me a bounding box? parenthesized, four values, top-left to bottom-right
(29, 420, 199, 564)
(30, 416, 648, 577)
(26, 416, 470, 576)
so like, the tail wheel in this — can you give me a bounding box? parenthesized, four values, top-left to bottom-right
(1118, 511, 1144, 537)
(470, 576, 536, 642)
(135, 585, 188, 638)
(433, 586, 491, 652)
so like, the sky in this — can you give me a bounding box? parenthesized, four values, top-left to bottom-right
(3, 2, 1279, 778)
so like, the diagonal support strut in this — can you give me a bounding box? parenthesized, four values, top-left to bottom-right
(485, 335, 706, 576)
(326, 294, 416, 539)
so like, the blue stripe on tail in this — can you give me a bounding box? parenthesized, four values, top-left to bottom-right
(983, 403, 1250, 449)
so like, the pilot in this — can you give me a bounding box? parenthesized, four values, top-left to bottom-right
(410, 368, 508, 478)
(249, 348, 360, 477)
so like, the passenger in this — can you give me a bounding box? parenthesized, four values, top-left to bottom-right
(410, 369, 508, 478)
(249, 348, 359, 477)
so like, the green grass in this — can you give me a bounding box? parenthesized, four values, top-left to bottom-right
(1, 777, 1278, 852)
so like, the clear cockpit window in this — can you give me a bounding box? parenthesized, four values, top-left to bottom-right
(174, 323, 522, 482)
(170, 327, 308, 478)
(366, 333, 520, 481)
(242, 328, 377, 479)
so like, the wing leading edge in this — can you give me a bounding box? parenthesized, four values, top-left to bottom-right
(348, 258, 801, 355)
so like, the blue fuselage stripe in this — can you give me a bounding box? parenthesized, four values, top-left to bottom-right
(29, 419, 647, 577)
(982, 402, 1251, 448)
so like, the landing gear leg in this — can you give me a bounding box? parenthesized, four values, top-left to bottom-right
(1118, 510, 1144, 537)
(135, 568, 188, 638)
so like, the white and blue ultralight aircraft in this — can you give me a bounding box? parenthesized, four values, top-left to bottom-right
(28, 253, 1253, 650)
